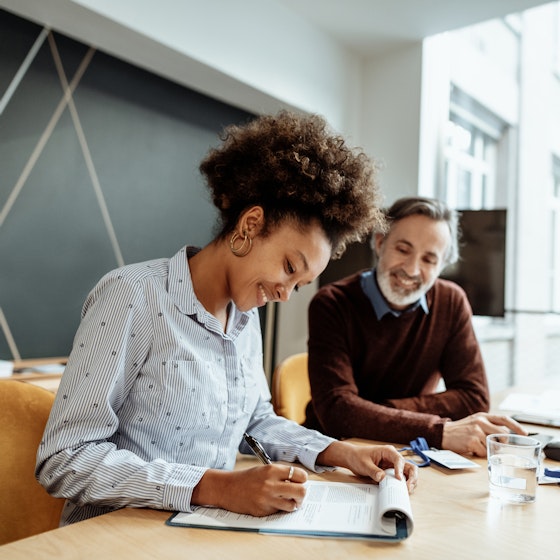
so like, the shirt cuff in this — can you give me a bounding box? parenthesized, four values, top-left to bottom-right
(161, 464, 207, 512)
(297, 433, 337, 473)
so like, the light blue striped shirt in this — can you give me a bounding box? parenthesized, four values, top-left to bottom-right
(36, 246, 334, 525)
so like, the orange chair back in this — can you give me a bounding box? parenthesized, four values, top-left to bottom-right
(271, 353, 311, 424)
(0, 380, 65, 545)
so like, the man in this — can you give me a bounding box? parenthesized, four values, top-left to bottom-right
(304, 196, 525, 456)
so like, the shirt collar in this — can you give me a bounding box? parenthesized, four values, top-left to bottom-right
(360, 268, 429, 320)
(168, 245, 252, 337)
(167, 245, 198, 315)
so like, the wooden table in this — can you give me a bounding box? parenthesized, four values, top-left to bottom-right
(1, 432, 558, 560)
(1, 357, 66, 393)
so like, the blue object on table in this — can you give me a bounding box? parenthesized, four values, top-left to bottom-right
(544, 467, 560, 478)
(398, 437, 431, 467)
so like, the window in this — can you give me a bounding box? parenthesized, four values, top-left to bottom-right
(443, 89, 506, 210)
(554, 1, 560, 78)
(551, 155, 560, 312)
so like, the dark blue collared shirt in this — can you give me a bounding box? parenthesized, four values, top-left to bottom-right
(360, 269, 429, 320)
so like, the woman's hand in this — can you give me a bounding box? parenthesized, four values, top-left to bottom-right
(317, 441, 418, 493)
(192, 464, 308, 517)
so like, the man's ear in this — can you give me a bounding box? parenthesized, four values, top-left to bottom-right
(374, 232, 385, 256)
(238, 206, 264, 236)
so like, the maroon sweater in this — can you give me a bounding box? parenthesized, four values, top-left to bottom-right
(304, 272, 490, 447)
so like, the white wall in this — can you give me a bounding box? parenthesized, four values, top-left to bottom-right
(361, 44, 424, 203)
(0, 0, 366, 370)
(0, 0, 362, 136)
(3, 0, 558, 382)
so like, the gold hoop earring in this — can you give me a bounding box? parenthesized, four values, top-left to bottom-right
(230, 231, 252, 257)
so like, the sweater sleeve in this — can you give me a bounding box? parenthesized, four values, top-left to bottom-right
(306, 281, 448, 447)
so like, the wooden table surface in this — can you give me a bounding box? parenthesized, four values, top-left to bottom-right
(1, 430, 558, 560)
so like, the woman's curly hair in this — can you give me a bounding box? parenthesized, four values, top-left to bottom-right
(199, 110, 385, 258)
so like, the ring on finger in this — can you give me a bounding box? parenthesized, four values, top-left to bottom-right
(287, 466, 294, 481)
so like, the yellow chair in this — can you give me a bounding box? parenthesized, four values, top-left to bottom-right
(271, 353, 311, 424)
(0, 380, 65, 545)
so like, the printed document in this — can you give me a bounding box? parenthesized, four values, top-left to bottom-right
(167, 469, 413, 541)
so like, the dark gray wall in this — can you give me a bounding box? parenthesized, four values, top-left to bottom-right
(0, 9, 253, 359)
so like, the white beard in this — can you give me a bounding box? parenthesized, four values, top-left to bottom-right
(376, 269, 426, 308)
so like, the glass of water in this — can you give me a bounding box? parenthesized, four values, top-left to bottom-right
(486, 433, 542, 504)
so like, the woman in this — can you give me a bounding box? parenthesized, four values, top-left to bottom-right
(36, 111, 417, 525)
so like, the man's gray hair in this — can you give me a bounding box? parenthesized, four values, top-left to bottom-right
(381, 196, 461, 266)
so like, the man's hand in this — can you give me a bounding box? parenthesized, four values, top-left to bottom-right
(442, 412, 527, 456)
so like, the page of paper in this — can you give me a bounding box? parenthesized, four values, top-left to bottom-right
(422, 449, 480, 470)
(170, 473, 413, 538)
(377, 469, 414, 534)
(499, 390, 560, 420)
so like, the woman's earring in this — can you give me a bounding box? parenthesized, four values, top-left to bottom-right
(230, 230, 252, 257)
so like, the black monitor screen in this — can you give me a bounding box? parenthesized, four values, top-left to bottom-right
(319, 209, 507, 318)
(441, 209, 507, 317)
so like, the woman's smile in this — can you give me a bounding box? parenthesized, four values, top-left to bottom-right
(257, 283, 270, 306)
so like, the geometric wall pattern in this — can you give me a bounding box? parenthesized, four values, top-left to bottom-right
(0, 8, 252, 359)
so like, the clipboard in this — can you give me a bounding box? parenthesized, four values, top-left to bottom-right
(166, 476, 413, 542)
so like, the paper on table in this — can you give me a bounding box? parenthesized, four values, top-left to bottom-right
(167, 470, 413, 540)
(499, 390, 560, 426)
(20, 363, 66, 374)
(422, 449, 480, 469)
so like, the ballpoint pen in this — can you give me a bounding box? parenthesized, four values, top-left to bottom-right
(243, 432, 273, 465)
